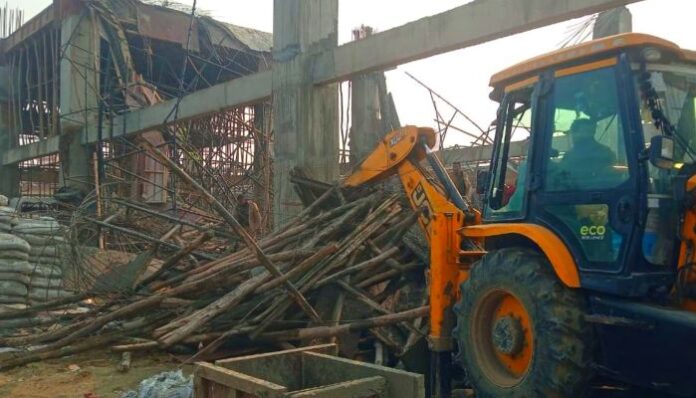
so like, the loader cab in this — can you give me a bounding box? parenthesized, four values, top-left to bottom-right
(483, 34, 696, 297)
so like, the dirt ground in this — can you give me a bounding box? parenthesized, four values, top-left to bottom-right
(0, 351, 193, 398)
(0, 351, 667, 398)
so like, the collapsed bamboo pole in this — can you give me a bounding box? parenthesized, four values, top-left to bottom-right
(143, 142, 321, 324)
(259, 306, 429, 342)
(137, 232, 212, 288)
(314, 246, 400, 288)
(0, 293, 91, 320)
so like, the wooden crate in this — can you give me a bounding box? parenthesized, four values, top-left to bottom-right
(194, 344, 424, 398)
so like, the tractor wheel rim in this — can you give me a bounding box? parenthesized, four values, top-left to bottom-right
(471, 289, 534, 387)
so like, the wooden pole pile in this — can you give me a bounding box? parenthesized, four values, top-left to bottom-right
(0, 170, 429, 370)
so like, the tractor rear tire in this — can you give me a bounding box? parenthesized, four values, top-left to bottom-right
(454, 248, 593, 398)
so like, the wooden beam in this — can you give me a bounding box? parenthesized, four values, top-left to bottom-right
(313, 0, 643, 84)
(194, 362, 288, 397)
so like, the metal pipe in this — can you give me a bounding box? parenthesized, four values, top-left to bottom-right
(423, 142, 470, 212)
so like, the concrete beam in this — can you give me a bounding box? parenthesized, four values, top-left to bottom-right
(1, 137, 60, 165)
(0, 0, 82, 53)
(92, 0, 642, 149)
(85, 70, 272, 144)
(440, 142, 525, 166)
(0, 4, 54, 54)
(313, 0, 643, 84)
(2, 70, 273, 165)
(439, 136, 575, 165)
(594, 7, 632, 38)
(0, 0, 645, 168)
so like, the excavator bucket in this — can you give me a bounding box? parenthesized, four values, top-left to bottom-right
(344, 126, 437, 187)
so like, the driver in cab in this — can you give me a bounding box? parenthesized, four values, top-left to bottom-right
(554, 118, 622, 190)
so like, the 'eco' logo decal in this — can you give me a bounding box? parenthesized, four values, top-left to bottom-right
(580, 225, 606, 240)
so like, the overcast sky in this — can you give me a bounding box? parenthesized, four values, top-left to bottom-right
(12, 0, 696, 146)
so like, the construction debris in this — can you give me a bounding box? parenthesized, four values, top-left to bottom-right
(194, 344, 425, 398)
(121, 370, 192, 398)
(0, 170, 428, 371)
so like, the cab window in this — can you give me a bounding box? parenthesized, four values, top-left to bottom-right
(545, 67, 630, 192)
(486, 88, 533, 218)
(639, 66, 696, 193)
(634, 66, 696, 266)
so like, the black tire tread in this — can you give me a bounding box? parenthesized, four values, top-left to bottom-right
(454, 247, 594, 398)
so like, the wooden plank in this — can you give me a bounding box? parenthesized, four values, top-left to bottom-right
(194, 373, 208, 398)
(301, 352, 425, 398)
(216, 344, 338, 366)
(313, 0, 643, 84)
(289, 376, 386, 398)
(216, 344, 338, 391)
(194, 362, 288, 398)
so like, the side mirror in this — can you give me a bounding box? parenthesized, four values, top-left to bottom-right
(649, 135, 676, 169)
(476, 170, 490, 195)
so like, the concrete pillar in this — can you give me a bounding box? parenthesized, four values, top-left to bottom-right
(0, 103, 20, 198)
(0, 64, 19, 197)
(593, 6, 632, 39)
(350, 72, 381, 163)
(272, 0, 339, 226)
(349, 27, 382, 164)
(58, 11, 99, 193)
(376, 74, 401, 134)
(253, 102, 272, 230)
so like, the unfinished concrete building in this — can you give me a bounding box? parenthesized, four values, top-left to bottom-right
(0, 0, 637, 224)
(5, 2, 692, 398)
(0, 0, 273, 222)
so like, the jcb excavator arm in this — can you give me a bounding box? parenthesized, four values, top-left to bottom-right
(344, 126, 483, 389)
(344, 126, 474, 239)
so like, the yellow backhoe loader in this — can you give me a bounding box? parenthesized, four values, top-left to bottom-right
(344, 33, 696, 397)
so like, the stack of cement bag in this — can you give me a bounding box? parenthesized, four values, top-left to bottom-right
(0, 232, 31, 310)
(0, 194, 13, 233)
(13, 217, 71, 304)
(0, 208, 14, 233)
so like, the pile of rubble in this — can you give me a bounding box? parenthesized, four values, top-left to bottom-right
(0, 170, 429, 370)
